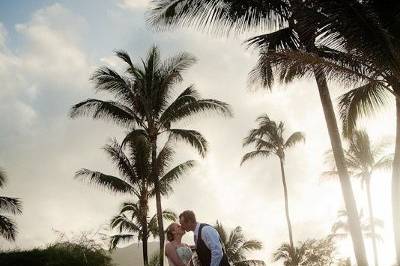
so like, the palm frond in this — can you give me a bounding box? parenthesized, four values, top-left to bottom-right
(315, 0, 398, 72)
(75, 169, 134, 194)
(0, 215, 17, 241)
(374, 154, 394, 171)
(0, 168, 6, 187)
(158, 160, 196, 196)
(109, 234, 136, 250)
(250, 49, 379, 90)
(0, 197, 22, 215)
(70, 99, 136, 128)
(156, 143, 175, 178)
(246, 27, 300, 51)
(284, 132, 305, 149)
(161, 209, 177, 222)
(163, 98, 233, 125)
(239, 240, 263, 252)
(148, 209, 177, 238)
(114, 50, 135, 70)
(159, 52, 197, 91)
(215, 221, 228, 245)
(90, 66, 135, 105)
(121, 129, 148, 148)
(338, 82, 392, 137)
(148, 0, 288, 34)
(119, 202, 140, 215)
(227, 226, 245, 253)
(103, 139, 139, 185)
(248, 55, 274, 90)
(240, 150, 271, 165)
(110, 214, 141, 233)
(159, 85, 200, 125)
(169, 129, 208, 157)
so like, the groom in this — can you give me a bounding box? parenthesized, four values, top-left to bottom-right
(179, 210, 230, 266)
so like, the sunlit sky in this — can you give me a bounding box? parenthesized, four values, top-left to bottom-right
(0, 1, 397, 265)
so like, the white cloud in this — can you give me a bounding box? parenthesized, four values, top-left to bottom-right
(0, 3, 99, 249)
(117, 0, 150, 10)
(0, 23, 7, 50)
(14, 3, 90, 90)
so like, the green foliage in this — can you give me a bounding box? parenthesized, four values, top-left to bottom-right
(0, 241, 113, 266)
(148, 252, 160, 266)
(272, 238, 337, 266)
(214, 221, 265, 266)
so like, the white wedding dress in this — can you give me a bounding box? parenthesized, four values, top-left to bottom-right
(170, 246, 192, 266)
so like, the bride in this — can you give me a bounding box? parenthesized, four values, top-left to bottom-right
(165, 223, 193, 266)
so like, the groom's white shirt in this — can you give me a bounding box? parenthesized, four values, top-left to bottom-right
(194, 223, 223, 266)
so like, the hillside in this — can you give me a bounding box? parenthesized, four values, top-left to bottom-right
(110, 242, 168, 266)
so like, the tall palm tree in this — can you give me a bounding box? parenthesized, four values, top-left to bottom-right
(272, 238, 336, 266)
(0, 168, 22, 241)
(75, 136, 194, 265)
(214, 221, 265, 266)
(324, 130, 392, 266)
(70, 46, 232, 265)
(149, 3, 368, 264)
(241, 114, 304, 250)
(343, 131, 391, 266)
(264, 1, 400, 262)
(109, 202, 176, 251)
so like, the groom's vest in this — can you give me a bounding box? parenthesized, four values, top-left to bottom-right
(196, 224, 230, 266)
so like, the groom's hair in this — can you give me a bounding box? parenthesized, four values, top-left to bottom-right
(179, 210, 196, 223)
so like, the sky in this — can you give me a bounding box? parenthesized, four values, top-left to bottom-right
(0, 0, 397, 265)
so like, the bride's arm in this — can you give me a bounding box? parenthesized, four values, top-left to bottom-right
(165, 244, 186, 266)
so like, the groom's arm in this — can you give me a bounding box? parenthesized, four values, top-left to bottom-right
(202, 226, 223, 266)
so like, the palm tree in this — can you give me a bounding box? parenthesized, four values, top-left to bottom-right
(214, 221, 265, 266)
(241, 114, 304, 250)
(265, 1, 400, 262)
(324, 130, 392, 266)
(70, 47, 232, 265)
(109, 202, 176, 251)
(75, 136, 194, 265)
(330, 209, 383, 243)
(0, 168, 22, 241)
(273, 238, 336, 266)
(273, 243, 304, 266)
(149, 2, 368, 264)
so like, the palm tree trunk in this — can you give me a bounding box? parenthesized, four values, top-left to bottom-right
(141, 193, 149, 266)
(366, 177, 379, 266)
(279, 158, 295, 250)
(392, 97, 400, 266)
(151, 136, 165, 266)
(313, 69, 368, 265)
(142, 232, 149, 266)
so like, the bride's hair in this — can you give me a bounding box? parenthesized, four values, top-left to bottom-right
(166, 223, 176, 242)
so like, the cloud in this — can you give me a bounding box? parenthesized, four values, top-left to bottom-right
(14, 3, 90, 91)
(0, 23, 7, 50)
(0, 3, 102, 249)
(117, 0, 150, 10)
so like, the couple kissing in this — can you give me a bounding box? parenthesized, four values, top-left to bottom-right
(165, 210, 230, 266)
